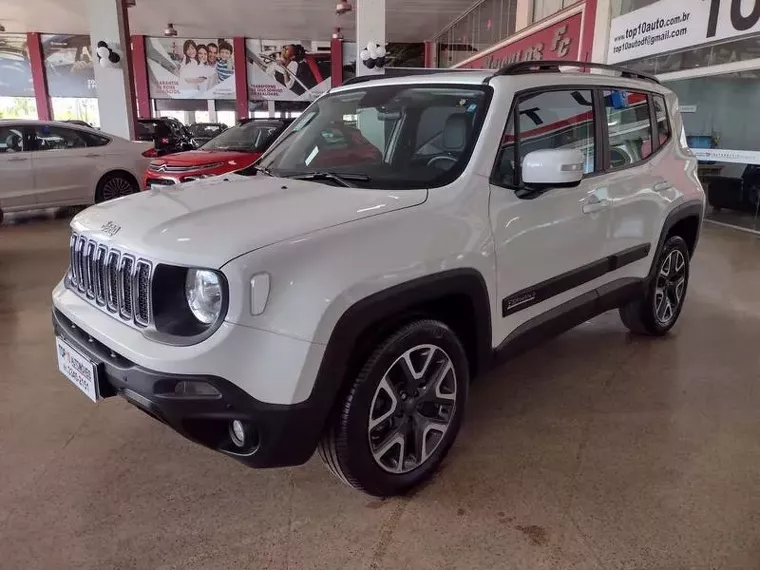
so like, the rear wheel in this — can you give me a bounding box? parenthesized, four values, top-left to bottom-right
(619, 235, 690, 335)
(319, 320, 468, 496)
(95, 172, 138, 203)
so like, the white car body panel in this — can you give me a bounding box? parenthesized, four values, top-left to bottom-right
(52, 70, 705, 412)
(0, 119, 151, 214)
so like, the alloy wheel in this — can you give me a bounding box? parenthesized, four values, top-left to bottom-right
(367, 344, 457, 474)
(654, 249, 686, 325)
(101, 177, 134, 201)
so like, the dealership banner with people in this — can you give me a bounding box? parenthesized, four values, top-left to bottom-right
(0, 33, 34, 97)
(146, 37, 236, 99)
(608, 0, 760, 64)
(42, 35, 96, 97)
(246, 39, 331, 101)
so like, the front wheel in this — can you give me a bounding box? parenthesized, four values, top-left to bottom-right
(619, 235, 690, 335)
(319, 320, 469, 496)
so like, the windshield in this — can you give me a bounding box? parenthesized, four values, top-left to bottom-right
(202, 121, 280, 152)
(190, 123, 225, 138)
(249, 83, 490, 189)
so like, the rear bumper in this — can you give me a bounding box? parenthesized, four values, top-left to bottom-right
(53, 308, 323, 468)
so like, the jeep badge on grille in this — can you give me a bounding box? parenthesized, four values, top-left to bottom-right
(101, 221, 121, 237)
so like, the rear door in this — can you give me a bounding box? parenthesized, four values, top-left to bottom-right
(0, 124, 35, 209)
(31, 124, 99, 206)
(599, 89, 672, 281)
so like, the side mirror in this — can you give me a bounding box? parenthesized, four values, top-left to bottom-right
(522, 149, 585, 188)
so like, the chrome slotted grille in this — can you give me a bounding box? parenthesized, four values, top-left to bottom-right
(68, 233, 153, 327)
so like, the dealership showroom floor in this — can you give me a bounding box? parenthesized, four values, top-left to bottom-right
(0, 216, 758, 569)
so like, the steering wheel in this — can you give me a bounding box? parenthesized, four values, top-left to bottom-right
(426, 155, 458, 168)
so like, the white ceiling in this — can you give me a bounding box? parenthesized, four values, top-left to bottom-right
(0, 0, 472, 42)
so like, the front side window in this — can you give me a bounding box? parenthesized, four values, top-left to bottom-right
(493, 89, 595, 187)
(0, 126, 27, 153)
(252, 84, 490, 189)
(604, 90, 653, 169)
(202, 122, 279, 152)
(33, 125, 87, 151)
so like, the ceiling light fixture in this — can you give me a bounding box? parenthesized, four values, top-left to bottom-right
(163, 23, 177, 37)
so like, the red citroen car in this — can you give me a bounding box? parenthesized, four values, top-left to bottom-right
(143, 118, 292, 189)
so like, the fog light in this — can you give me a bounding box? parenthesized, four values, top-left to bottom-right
(230, 420, 246, 448)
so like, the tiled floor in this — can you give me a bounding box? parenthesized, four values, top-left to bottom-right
(2, 219, 760, 569)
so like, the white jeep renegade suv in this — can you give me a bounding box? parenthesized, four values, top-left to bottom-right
(52, 62, 705, 496)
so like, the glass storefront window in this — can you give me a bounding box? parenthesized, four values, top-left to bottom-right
(611, 0, 659, 18)
(0, 97, 37, 119)
(532, 0, 580, 23)
(668, 72, 760, 232)
(435, 0, 518, 67)
(51, 98, 99, 128)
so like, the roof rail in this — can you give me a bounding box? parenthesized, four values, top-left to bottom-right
(492, 60, 659, 84)
(341, 75, 379, 86)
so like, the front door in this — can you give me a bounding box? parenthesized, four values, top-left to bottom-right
(0, 124, 35, 209)
(31, 124, 96, 206)
(489, 88, 611, 345)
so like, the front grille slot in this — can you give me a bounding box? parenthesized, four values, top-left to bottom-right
(135, 261, 152, 326)
(118, 255, 135, 321)
(68, 234, 153, 328)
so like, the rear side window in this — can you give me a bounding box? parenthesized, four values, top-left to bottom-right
(653, 94, 671, 144)
(604, 90, 653, 169)
(493, 89, 595, 187)
(79, 131, 110, 147)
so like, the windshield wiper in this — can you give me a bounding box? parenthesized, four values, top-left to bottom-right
(252, 164, 274, 176)
(287, 171, 370, 188)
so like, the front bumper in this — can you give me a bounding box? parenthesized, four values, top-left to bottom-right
(53, 308, 322, 468)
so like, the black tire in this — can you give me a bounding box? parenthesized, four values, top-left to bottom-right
(318, 319, 469, 496)
(619, 235, 690, 336)
(95, 172, 138, 203)
(0, 208, 4, 225)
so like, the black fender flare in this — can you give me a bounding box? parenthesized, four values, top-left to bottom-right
(648, 200, 704, 279)
(300, 269, 492, 448)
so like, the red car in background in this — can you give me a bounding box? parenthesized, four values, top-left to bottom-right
(143, 118, 292, 189)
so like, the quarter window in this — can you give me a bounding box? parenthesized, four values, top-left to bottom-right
(653, 94, 670, 144)
(493, 89, 595, 187)
(604, 90, 653, 169)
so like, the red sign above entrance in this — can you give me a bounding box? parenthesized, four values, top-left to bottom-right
(457, 11, 584, 69)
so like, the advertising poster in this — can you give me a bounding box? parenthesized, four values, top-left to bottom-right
(246, 39, 331, 101)
(608, 0, 760, 64)
(146, 37, 236, 99)
(42, 35, 96, 97)
(0, 34, 34, 97)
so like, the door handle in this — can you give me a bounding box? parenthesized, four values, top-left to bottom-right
(582, 194, 611, 214)
(84, 153, 101, 158)
(7, 156, 28, 162)
(654, 181, 673, 192)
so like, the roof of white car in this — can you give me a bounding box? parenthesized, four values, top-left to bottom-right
(332, 64, 669, 95)
(0, 119, 90, 127)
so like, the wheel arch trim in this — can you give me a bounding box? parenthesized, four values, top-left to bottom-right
(304, 268, 492, 441)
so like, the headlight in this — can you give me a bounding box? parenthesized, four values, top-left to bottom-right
(186, 268, 223, 324)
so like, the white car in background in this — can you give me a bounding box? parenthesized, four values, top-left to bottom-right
(0, 119, 152, 224)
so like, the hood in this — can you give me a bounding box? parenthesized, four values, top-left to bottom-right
(155, 149, 257, 166)
(71, 175, 427, 267)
